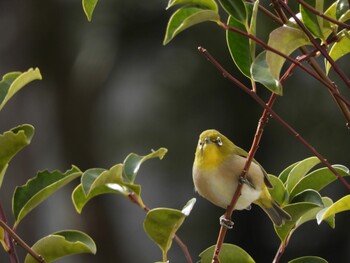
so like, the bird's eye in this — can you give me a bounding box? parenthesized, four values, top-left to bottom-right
(198, 139, 203, 149)
(204, 137, 210, 144)
(216, 136, 223, 146)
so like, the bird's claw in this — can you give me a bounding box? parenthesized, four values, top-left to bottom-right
(220, 215, 234, 229)
(239, 175, 256, 189)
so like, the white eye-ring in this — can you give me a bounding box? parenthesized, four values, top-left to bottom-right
(216, 136, 223, 146)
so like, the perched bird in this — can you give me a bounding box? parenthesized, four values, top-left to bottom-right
(192, 129, 291, 226)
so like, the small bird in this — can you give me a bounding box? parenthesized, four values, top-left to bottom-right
(192, 129, 291, 226)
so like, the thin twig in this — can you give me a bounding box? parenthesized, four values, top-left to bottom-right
(278, 0, 350, 90)
(0, 219, 46, 263)
(297, 0, 350, 30)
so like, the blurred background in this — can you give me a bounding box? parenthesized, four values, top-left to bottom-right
(0, 0, 349, 262)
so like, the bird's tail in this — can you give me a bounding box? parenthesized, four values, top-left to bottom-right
(261, 201, 291, 226)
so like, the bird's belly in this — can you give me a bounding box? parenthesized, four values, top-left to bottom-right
(193, 167, 262, 210)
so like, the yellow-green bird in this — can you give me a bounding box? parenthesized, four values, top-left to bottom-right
(192, 129, 291, 226)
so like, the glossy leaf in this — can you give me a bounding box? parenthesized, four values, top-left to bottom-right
(143, 198, 196, 261)
(13, 166, 82, 227)
(300, 0, 324, 39)
(199, 243, 255, 263)
(166, 0, 218, 11)
(317, 194, 350, 224)
(251, 51, 282, 94)
(24, 230, 96, 263)
(0, 68, 42, 112)
(290, 165, 350, 199)
(72, 164, 144, 213)
(285, 156, 320, 194)
(266, 26, 311, 83)
(226, 16, 251, 78)
(275, 202, 322, 242)
(326, 31, 350, 74)
(288, 256, 328, 263)
(218, 0, 246, 23)
(0, 125, 34, 188)
(290, 189, 323, 207)
(163, 6, 220, 45)
(82, 0, 98, 22)
(81, 168, 107, 195)
(268, 174, 287, 205)
(279, 160, 300, 183)
(336, 0, 349, 19)
(123, 147, 167, 183)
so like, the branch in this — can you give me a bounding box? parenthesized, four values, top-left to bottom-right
(0, 219, 46, 263)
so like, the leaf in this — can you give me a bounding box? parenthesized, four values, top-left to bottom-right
(72, 164, 143, 213)
(268, 175, 287, 205)
(218, 0, 246, 24)
(0, 227, 9, 252)
(288, 256, 328, 263)
(199, 243, 255, 263)
(166, 0, 218, 11)
(326, 31, 350, 74)
(13, 166, 82, 227)
(0, 68, 42, 112)
(251, 51, 283, 94)
(290, 189, 323, 207)
(163, 6, 220, 45)
(24, 230, 96, 263)
(336, 0, 349, 19)
(81, 168, 107, 195)
(226, 16, 251, 78)
(290, 165, 350, 199)
(285, 156, 320, 194)
(0, 124, 34, 188)
(300, 0, 325, 39)
(266, 26, 311, 83)
(279, 160, 300, 183)
(143, 199, 196, 260)
(275, 202, 322, 242)
(317, 194, 350, 224)
(123, 147, 167, 183)
(82, 0, 98, 22)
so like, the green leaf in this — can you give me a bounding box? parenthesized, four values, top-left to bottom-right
(288, 256, 328, 263)
(72, 164, 144, 213)
(166, 0, 218, 11)
(290, 189, 323, 206)
(143, 198, 196, 261)
(300, 0, 325, 39)
(218, 0, 246, 23)
(336, 0, 349, 19)
(326, 31, 350, 74)
(82, 0, 98, 22)
(0, 68, 42, 112)
(279, 160, 300, 183)
(0, 125, 34, 188)
(275, 202, 322, 242)
(268, 174, 287, 205)
(13, 166, 82, 227)
(226, 16, 252, 78)
(266, 26, 311, 83)
(81, 168, 106, 195)
(0, 227, 9, 252)
(163, 6, 220, 45)
(251, 51, 283, 94)
(199, 243, 255, 263)
(285, 156, 320, 194)
(290, 165, 350, 199)
(24, 230, 96, 263)
(123, 147, 167, 183)
(317, 194, 350, 224)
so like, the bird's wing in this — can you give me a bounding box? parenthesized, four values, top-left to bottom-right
(235, 146, 273, 188)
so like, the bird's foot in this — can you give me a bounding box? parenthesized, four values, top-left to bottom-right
(239, 175, 256, 189)
(219, 215, 234, 229)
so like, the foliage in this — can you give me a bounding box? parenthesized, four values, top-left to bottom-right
(1, 0, 350, 262)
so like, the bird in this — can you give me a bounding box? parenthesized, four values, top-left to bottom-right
(192, 129, 291, 226)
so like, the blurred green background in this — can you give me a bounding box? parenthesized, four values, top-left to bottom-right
(0, 0, 349, 262)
